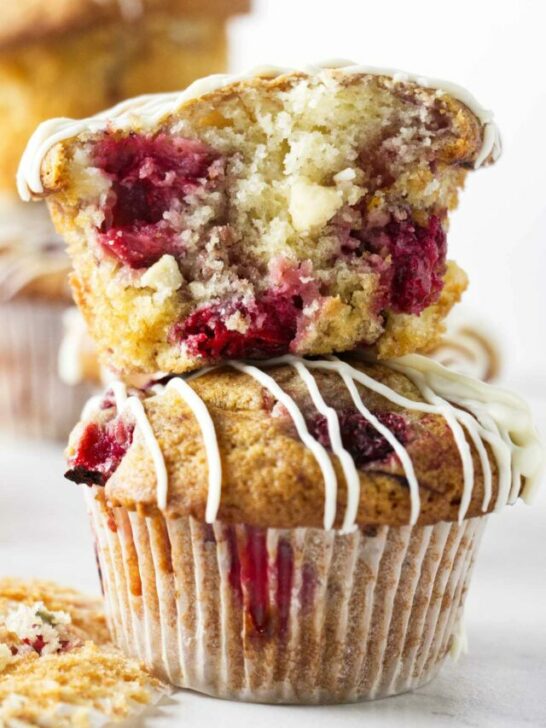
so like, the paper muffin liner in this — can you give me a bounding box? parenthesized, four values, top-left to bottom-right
(85, 487, 487, 704)
(0, 299, 95, 440)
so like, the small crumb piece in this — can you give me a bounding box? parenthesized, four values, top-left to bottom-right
(0, 642, 167, 727)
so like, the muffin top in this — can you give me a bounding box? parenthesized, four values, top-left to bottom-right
(18, 61, 500, 201)
(0, 0, 249, 49)
(66, 354, 543, 530)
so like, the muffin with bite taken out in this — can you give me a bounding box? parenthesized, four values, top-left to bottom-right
(17, 62, 501, 377)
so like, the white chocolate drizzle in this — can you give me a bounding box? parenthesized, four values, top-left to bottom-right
(164, 377, 222, 522)
(18, 60, 500, 201)
(92, 354, 543, 530)
(107, 380, 169, 509)
(228, 361, 338, 530)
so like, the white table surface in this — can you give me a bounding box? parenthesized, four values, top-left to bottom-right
(1, 408, 545, 728)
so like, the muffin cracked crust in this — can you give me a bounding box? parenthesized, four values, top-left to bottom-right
(66, 355, 541, 530)
(19, 63, 496, 374)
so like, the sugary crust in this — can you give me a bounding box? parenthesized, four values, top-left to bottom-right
(73, 359, 503, 529)
(0, 577, 109, 645)
(0, 16, 229, 192)
(0, 0, 249, 48)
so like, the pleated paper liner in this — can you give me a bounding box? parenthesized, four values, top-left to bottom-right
(0, 299, 95, 440)
(86, 487, 486, 704)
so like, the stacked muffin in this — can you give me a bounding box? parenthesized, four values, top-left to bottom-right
(18, 63, 544, 703)
(0, 0, 248, 439)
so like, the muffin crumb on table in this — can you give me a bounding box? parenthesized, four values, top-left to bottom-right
(0, 577, 166, 726)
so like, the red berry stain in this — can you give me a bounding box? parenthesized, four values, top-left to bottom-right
(226, 527, 243, 603)
(309, 409, 408, 468)
(93, 132, 221, 268)
(276, 539, 294, 637)
(176, 292, 299, 360)
(239, 527, 270, 635)
(23, 635, 46, 655)
(65, 417, 134, 486)
(225, 527, 295, 637)
(358, 214, 447, 315)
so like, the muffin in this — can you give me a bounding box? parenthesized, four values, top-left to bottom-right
(18, 62, 500, 376)
(0, 195, 98, 439)
(64, 354, 543, 703)
(0, 0, 250, 193)
(0, 578, 166, 725)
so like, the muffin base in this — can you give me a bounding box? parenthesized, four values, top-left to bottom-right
(86, 488, 486, 704)
(0, 298, 95, 440)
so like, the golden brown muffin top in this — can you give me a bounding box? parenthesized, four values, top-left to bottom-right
(66, 355, 543, 530)
(0, 0, 250, 48)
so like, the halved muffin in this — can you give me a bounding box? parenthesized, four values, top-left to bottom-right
(19, 63, 499, 375)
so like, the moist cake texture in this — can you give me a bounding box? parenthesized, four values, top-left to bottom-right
(18, 63, 499, 374)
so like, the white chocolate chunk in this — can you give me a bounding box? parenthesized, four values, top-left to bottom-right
(139, 254, 182, 300)
(289, 179, 343, 232)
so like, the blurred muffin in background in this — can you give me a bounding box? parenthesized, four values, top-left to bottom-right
(0, 196, 98, 440)
(58, 306, 161, 390)
(426, 309, 501, 382)
(0, 0, 250, 192)
(0, 0, 249, 440)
